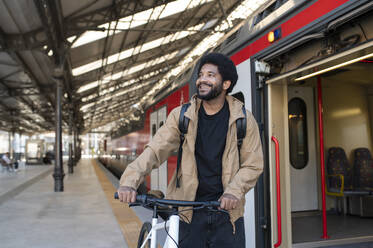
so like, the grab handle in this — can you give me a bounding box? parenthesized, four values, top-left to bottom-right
(271, 136, 282, 248)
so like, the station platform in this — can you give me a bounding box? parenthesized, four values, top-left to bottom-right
(0, 159, 145, 248)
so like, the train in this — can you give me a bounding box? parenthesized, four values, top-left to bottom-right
(99, 0, 373, 247)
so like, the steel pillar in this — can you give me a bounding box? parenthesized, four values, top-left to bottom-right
(53, 80, 65, 192)
(68, 110, 73, 174)
(8, 131, 11, 155)
(10, 131, 15, 160)
(73, 127, 77, 166)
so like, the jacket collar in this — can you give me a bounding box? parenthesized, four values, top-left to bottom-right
(185, 94, 245, 126)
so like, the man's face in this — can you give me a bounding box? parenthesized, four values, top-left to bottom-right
(196, 63, 224, 101)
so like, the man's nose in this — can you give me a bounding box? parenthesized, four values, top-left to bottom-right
(198, 75, 208, 82)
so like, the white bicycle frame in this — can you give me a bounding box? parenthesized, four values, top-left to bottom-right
(140, 214, 179, 248)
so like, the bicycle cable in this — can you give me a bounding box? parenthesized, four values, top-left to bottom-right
(163, 218, 179, 248)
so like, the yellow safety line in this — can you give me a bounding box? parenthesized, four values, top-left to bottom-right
(92, 159, 142, 248)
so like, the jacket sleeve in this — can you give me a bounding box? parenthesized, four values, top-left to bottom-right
(223, 111, 264, 200)
(119, 107, 181, 189)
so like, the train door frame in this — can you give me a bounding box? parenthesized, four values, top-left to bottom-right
(149, 106, 168, 193)
(249, 59, 270, 248)
(150, 110, 159, 191)
(157, 106, 168, 194)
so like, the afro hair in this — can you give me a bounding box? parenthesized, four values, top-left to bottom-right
(197, 53, 238, 94)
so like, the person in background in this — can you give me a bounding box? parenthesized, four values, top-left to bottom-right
(1, 152, 18, 172)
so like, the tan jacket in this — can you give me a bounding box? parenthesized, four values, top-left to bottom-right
(120, 94, 263, 224)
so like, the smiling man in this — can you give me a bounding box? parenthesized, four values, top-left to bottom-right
(117, 53, 263, 248)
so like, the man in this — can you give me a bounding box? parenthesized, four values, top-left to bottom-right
(117, 53, 263, 247)
(1, 152, 18, 172)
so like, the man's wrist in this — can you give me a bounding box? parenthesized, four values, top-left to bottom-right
(118, 185, 136, 191)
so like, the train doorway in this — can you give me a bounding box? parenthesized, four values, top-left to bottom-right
(266, 41, 373, 247)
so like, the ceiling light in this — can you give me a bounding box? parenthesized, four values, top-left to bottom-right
(295, 52, 373, 81)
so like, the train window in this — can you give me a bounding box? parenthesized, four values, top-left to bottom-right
(288, 97, 309, 169)
(225, 30, 239, 45)
(253, 0, 289, 26)
(159, 121, 164, 128)
(152, 124, 156, 137)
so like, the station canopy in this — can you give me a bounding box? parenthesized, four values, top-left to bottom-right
(0, 0, 267, 135)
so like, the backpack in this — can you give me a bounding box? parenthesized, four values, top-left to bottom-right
(175, 103, 247, 187)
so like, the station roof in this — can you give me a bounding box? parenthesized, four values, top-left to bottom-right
(0, 0, 267, 135)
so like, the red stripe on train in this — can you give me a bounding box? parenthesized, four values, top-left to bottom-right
(231, 0, 350, 65)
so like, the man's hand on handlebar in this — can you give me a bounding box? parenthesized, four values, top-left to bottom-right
(117, 186, 137, 203)
(219, 193, 239, 210)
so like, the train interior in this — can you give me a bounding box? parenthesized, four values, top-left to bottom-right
(267, 41, 373, 247)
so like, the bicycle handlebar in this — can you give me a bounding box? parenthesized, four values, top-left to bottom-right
(114, 192, 220, 208)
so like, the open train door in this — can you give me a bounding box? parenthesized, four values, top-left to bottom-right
(266, 80, 292, 248)
(266, 79, 319, 248)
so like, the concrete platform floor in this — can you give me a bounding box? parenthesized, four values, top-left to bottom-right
(0, 159, 128, 248)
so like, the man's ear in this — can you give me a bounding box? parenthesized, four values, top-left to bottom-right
(223, 80, 231, 91)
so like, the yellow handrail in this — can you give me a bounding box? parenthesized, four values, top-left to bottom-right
(325, 174, 345, 197)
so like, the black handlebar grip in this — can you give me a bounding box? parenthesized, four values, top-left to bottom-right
(209, 201, 221, 208)
(114, 192, 145, 202)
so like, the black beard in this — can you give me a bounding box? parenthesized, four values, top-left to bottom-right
(197, 82, 223, 100)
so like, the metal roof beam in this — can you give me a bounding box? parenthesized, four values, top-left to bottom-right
(0, 0, 177, 52)
(0, 78, 54, 128)
(0, 100, 48, 131)
(85, 100, 142, 130)
(83, 84, 152, 119)
(77, 59, 172, 99)
(73, 41, 187, 89)
(78, 73, 162, 107)
(66, 0, 177, 37)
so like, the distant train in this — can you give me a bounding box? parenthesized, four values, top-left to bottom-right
(99, 0, 373, 247)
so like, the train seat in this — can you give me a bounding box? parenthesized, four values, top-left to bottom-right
(353, 148, 373, 192)
(326, 147, 354, 193)
(326, 147, 360, 214)
(348, 148, 373, 217)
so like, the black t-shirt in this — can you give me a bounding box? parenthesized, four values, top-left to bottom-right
(195, 101, 229, 201)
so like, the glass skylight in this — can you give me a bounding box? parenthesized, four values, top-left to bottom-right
(77, 50, 178, 93)
(72, 23, 203, 76)
(81, 70, 162, 103)
(83, 79, 154, 117)
(70, 0, 213, 48)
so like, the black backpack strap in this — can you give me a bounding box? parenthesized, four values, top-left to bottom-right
(176, 103, 190, 188)
(236, 106, 247, 164)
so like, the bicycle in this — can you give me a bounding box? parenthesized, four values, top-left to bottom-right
(114, 191, 223, 248)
